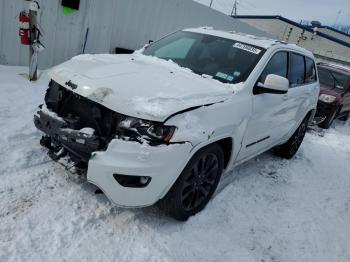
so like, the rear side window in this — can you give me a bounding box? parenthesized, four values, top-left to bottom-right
(259, 52, 288, 83)
(289, 53, 305, 87)
(305, 57, 317, 83)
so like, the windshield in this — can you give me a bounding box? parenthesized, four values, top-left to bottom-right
(143, 31, 265, 84)
(318, 67, 349, 90)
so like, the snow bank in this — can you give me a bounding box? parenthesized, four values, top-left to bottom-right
(0, 65, 349, 262)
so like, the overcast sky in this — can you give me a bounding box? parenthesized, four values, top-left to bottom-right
(195, 0, 350, 26)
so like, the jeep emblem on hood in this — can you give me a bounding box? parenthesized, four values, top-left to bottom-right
(65, 80, 78, 90)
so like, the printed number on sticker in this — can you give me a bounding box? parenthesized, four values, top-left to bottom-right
(233, 43, 261, 55)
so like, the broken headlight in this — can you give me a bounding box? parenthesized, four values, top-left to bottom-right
(318, 94, 336, 103)
(118, 117, 176, 143)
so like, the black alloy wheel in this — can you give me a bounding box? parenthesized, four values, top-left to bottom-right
(274, 116, 309, 159)
(288, 120, 307, 156)
(159, 144, 224, 221)
(181, 153, 219, 211)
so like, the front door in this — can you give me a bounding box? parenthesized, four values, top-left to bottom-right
(237, 51, 318, 162)
(237, 51, 293, 162)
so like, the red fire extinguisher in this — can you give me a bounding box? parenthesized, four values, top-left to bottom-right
(19, 11, 31, 45)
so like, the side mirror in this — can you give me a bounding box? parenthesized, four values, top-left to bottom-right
(254, 74, 289, 94)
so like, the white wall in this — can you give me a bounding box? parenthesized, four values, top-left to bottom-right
(0, 0, 269, 68)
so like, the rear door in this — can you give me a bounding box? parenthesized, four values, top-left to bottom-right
(285, 53, 318, 135)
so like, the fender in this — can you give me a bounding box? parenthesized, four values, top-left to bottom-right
(157, 134, 236, 200)
(284, 107, 316, 141)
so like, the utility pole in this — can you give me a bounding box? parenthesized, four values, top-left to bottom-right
(28, 1, 39, 81)
(231, 0, 237, 16)
(25, 0, 44, 81)
(210, 0, 214, 8)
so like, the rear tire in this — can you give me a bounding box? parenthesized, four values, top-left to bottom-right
(274, 116, 309, 159)
(318, 107, 338, 129)
(159, 144, 224, 221)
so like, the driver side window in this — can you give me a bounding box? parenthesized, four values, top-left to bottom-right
(259, 52, 288, 83)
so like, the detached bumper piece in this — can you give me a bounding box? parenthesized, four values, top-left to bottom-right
(34, 108, 101, 169)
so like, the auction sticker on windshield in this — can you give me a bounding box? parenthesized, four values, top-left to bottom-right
(233, 43, 261, 55)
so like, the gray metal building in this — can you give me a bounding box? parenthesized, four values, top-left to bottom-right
(0, 0, 269, 68)
(317, 26, 350, 45)
(236, 15, 350, 67)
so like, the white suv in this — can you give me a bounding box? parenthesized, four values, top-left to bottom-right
(34, 28, 319, 220)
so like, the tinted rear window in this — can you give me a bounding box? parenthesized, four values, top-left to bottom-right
(305, 57, 317, 83)
(289, 53, 305, 87)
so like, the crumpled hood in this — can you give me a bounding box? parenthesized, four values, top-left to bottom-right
(48, 54, 234, 122)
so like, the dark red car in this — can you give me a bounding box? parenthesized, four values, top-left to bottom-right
(315, 63, 350, 129)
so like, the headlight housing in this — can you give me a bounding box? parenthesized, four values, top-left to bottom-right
(117, 116, 176, 143)
(319, 94, 336, 103)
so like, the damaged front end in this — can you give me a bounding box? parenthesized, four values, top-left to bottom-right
(34, 80, 177, 173)
(34, 81, 122, 173)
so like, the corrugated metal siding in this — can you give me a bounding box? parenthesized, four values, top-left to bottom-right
(0, 1, 3, 63)
(0, 0, 28, 66)
(0, 0, 269, 68)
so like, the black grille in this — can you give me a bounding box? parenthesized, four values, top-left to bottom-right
(45, 81, 122, 144)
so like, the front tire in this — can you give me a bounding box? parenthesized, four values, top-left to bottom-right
(274, 116, 309, 159)
(318, 107, 338, 129)
(339, 111, 350, 122)
(159, 144, 224, 221)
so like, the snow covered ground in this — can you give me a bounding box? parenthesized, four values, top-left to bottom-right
(0, 65, 349, 262)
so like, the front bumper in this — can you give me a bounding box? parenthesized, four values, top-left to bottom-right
(314, 101, 335, 124)
(34, 107, 101, 163)
(34, 106, 193, 208)
(315, 101, 332, 117)
(87, 139, 193, 207)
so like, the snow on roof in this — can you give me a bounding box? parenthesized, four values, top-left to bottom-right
(185, 27, 277, 49)
(185, 27, 313, 56)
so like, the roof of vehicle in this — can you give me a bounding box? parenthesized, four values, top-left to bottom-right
(185, 27, 314, 57)
(317, 62, 350, 76)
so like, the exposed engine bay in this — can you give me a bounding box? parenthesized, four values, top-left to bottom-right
(34, 81, 176, 172)
(34, 81, 119, 171)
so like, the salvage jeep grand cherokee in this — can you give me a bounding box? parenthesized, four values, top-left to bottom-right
(34, 28, 319, 220)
